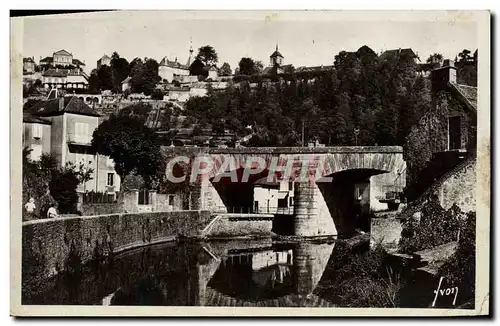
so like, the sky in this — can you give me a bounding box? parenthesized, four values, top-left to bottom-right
(20, 11, 478, 74)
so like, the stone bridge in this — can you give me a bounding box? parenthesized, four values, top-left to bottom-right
(162, 146, 406, 237)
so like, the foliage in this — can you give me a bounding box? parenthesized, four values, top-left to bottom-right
(184, 46, 434, 147)
(111, 52, 131, 93)
(91, 109, 163, 188)
(315, 242, 402, 307)
(49, 165, 80, 214)
(151, 89, 165, 100)
(456, 49, 478, 86)
(398, 194, 461, 253)
(129, 57, 161, 95)
(189, 58, 206, 77)
(438, 211, 476, 303)
(238, 57, 259, 76)
(195, 45, 218, 66)
(22, 149, 80, 218)
(219, 62, 232, 76)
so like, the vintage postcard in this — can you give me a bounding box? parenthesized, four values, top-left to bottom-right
(10, 10, 490, 317)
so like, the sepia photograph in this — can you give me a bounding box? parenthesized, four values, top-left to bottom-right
(10, 10, 490, 317)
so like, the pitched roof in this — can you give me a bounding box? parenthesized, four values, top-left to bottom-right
(270, 50, 283, 58)
(380, 48, 419, 60)
(450, 83, 477, 112)
(72, 58, 85, 66)
(159, 57, 189, 70)
(296, 65, 334, 73)
(39, 56, 53, 63)
(23, 113, 52, 125)
(53, 49, 72, 56)
(42, 68, 69, 77)
(25, 96, 100, 117)
(23, 57, 35, 63)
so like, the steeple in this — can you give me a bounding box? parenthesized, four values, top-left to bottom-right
(186, 37, 194, 67)
(270, 43, 283, 66)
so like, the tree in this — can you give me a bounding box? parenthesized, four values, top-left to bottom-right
(189, 58, 206, 77)
(219, 62, 232, 76)
(254, 60, 264, 74)
(91, 112, 163, 188)
(196, 45, 218, 66)
(426, 53, 443, 65)
(238, 57, 257, 75)
(129, 57, 161, 95)
(110, 52, 130, 93)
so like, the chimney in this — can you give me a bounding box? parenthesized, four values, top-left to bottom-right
(431, 58, 457, 93)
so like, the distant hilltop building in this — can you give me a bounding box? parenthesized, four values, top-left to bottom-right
(39, 49, 86, 70)
(379, 47, 420, 62)
(159, 43, 194, 83)
(263, 44, 294, 75)
(23, 57, 36, 74)
(97, 54, 111, 68)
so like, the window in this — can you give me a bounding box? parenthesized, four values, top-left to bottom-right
(30, 144, 42, 161)
(107, 173, 114, 186)
(138, 189, 149, 205)
(448, 116, 462, 150)
(75, 122, 90, 143)
(32, 124, 43, 139)
(168, 195, 174, 206)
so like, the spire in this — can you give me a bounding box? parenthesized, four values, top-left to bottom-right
(186, 36, 194, 67)
(276, 43, 278, 52)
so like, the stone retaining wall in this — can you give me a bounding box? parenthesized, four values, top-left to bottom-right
(22, 210, 211, 299)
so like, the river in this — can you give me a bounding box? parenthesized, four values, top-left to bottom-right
(22, 238, 468, 308)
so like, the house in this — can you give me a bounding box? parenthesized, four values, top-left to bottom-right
(159, 48, 192, 83)
(23, 91, 121, 197)
(404, 59, 477, 200)
(253, 175, 294, 215)
(205, 66, 219, 80)
(97, 54, 112, 68)
(41, 68, 89, 90)
(121, 76, 132, 92)
(379, 48, 420, 62)
(39, 49, 86, 71)
(23, 57, 36, 73)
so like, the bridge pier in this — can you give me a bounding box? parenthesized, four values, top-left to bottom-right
(293, 182, 319, 237)
(293, 182, 337, 237)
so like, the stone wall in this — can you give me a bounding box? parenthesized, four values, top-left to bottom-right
(434, 158, 476, 213)
(204, 216, 273, 237)
(80, 202, 124, 216)
(22, 210, 212, 299)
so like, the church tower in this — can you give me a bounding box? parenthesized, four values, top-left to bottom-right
(270, 44, 283, 66)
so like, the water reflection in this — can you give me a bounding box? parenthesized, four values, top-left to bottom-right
(24, 239, 337, 307)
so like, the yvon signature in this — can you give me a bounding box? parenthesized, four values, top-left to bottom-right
(432, 276, 459, 307)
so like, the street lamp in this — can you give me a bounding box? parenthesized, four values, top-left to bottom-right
(354, 128, 360, 146)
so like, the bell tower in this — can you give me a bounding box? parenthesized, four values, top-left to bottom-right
(270, 44, 283, 66)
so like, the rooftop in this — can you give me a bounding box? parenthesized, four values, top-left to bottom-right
(450, 82, 478, 112)
(24, 96, 100, 117)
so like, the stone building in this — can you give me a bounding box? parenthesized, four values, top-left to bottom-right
(23, 57, 36, 73)
(404, 59, 477, 200)
(97, 54, 112, 68)
(262, 44, 295, 75)
(23, 91, 121, 198)
(39, 49, 86, 71)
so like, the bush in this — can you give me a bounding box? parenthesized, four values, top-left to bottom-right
(315, 242, 402, 307)
(49, 168, 79, 214)
(438, 212, 476, 304)
(398, 194, 461, 253)
(151, 89, 165, 100)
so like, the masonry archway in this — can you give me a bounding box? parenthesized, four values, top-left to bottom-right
(316, 168, 389, 237)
